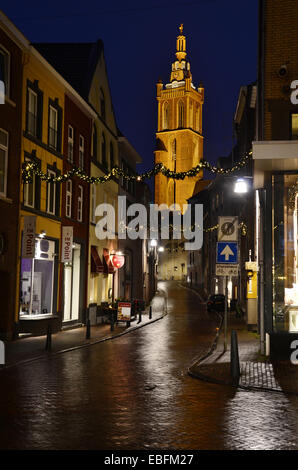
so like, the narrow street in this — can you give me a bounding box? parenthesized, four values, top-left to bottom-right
(0, 281, 297, 450)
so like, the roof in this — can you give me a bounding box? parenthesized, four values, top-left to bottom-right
(33, 41, 103, 100)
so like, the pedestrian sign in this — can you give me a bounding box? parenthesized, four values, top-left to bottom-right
(216, 242, 238, 264)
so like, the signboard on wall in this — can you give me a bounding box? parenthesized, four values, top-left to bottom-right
(117, 302, 132, 322)
(22, 216, 36, 258)
(61, 226, 73, 263)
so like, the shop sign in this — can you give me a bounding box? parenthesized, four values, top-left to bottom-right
(111, 254, 125, 269)
(117, 302, 131, 321)
(22, 216, 36, 258)
(61, 226, 73, 263)
(291, 80, 298, 105)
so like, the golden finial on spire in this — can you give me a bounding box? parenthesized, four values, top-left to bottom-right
(179, 24, 183, 35)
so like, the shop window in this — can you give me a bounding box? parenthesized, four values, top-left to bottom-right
(79, 135, 84, 169)
(0, 129, 8, 197)
(272, 173, 298, 332)
(77, 185, 83, 222)
(20, 238, 56, 317)
(65, 180, 72, 218)
(291, 113, 298, 140)
(68, 125, 74, 163)
(0, 45, 10, 99)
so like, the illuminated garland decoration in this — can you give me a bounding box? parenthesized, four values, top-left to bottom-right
(119, 221, 247, 236)
(22, 151, 252, 185)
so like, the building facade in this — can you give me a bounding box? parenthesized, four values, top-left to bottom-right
(253, 0, 298, 358)
(0, 12, 25, 339)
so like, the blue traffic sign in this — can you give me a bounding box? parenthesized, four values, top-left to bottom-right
(216, 242, 238, 264)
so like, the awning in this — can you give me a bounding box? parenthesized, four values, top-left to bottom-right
(103, 248, 115, 274)
(91, 246, 104, 273)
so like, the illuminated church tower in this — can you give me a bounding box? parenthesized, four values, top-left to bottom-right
(154, 24, 204, 210)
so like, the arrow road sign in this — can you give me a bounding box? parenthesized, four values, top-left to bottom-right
(216, 242, 238, 264)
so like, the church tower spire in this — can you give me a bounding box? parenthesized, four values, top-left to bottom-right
(170, 24, 192, 84)
(154, 25, 204, 211)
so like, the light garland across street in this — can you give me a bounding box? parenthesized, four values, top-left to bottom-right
(22, 151, 252, 184)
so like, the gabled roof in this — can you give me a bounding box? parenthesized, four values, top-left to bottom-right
(33, 41, 103, 100)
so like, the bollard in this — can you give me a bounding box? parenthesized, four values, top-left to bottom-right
(137, 310, 142, 324)
(45, 324, 52, 351)
(86, 318, 91, 339)
(230, 330, 241, 385)
(110, 313, 114, 332)
(149, 306, 152, 319)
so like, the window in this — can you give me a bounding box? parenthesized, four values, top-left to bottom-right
(163, 102, 169, 129)
(100, 88, 105, 120)
(178, 101, 184, 128)
(189, 100, 193, 128)
(47, 169, 56, 215)
(102, 133, 107, 168)
(66, 180, 72, 218)
(291, 114, 298, 140)
(68, 126, 74, 163)
(27, 89, 38, 137)
(91, 184, 96, 223)
(77, 185, 83, 222)
(24, 156, 36, 208)
(26, 81, 43, 140)
(0, 46, 10, 98)
(0, 129, 8, 197)
(195, 105, 200, 131)
(92, 124, 97, 159)
(79, 135, 84, 169)
(110, 142, 114, 169)
(48, 105, 58, 150)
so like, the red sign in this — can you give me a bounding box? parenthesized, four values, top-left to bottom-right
(111, 254, 125, 269)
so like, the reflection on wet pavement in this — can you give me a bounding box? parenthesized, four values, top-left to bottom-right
(0, 281, 297, 450)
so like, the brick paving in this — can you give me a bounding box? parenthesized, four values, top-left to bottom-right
(1, 289, 167, 369)
(189, 312, 298, 395)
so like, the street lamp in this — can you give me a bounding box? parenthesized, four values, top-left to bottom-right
(234, 178, 248, 193)
(150, 239, 157, 247)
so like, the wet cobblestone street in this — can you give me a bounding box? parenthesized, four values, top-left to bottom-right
(0, 281, 297, 450)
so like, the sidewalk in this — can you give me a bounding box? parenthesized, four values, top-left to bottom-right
(188, 312, 298, 395)
(1, 290, 167, 370)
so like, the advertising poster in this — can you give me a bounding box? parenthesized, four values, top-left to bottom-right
(117, 302, 131, 321)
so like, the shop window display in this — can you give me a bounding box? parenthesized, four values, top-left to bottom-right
(20, 238, 55, 317)
(272, 174, 298, 332)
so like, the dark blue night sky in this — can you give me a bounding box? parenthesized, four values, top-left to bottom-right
(1, 0, 258, 175)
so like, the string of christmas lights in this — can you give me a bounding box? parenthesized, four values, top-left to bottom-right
(22, 151, 252, 185)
